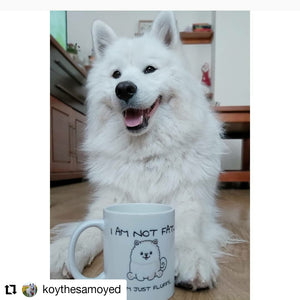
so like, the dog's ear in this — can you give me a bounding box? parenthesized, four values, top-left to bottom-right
(92, 20, 117, 59)
(150, 11, 179, 48)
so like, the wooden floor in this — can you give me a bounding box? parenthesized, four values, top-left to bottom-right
(50, 181, 250, 300)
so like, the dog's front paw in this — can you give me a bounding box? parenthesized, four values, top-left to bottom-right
(175, 275, 213, 291)
(51, 237, 89, 279)
(50, 237, 75, 279)
(175, 246, 218, 291)
(51, 235, 101, 279)
(51, 224, 103, 279)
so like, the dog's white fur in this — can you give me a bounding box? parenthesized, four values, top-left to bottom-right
(50, 12, 230, 290)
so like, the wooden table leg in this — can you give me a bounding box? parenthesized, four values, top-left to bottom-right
(242, 138, 250, 173)
(241, 137, 250, 187)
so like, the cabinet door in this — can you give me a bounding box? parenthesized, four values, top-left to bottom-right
(50, 96, 75, 173)
(73, 110, 86, 172)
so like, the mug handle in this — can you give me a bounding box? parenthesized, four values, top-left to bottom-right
(68, 219, 105, 279)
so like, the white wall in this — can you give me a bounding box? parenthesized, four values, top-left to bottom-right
(67, 11, 212, 79)
(212, 11, 250, 106)
(211, 11, 250, 171)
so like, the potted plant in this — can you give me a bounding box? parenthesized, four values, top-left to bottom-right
(66, 43, 80, 61)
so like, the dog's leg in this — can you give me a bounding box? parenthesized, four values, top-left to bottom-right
(50, 188, 119, 279)
(173, 188, 229, 290)
(50, 225, 102, 279)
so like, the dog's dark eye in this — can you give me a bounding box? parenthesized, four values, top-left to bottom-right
(112, 70, 121, 79)
(144, 65, 157, 74)
(140, 252, 143, 255)
(150, 251, 152, 255)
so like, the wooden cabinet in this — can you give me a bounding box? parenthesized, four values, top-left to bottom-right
(50, 35, 87, 115)
(214, 106, 250, 183)
(50, 96, 86, 181)
(50, 35, 87, 181)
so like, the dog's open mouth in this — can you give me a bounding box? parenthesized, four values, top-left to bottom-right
(123, 96, 161, 131)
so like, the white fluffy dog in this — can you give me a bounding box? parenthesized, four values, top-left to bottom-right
(26, 283, 36, 297)
(51, 11, 230, 290)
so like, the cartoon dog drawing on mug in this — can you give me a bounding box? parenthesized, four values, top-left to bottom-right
(127, 239, 167, 281)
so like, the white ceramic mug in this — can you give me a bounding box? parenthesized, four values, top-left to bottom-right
(68, 203, 175, 300)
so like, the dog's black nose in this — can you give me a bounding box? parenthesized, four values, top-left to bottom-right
(115, 81, 137, 102)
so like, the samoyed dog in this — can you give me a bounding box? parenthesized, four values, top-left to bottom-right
(51, 11, 230, 290)
(26, 283, 36, 297)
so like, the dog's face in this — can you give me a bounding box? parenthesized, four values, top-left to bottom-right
(130, 240, 160, 265)
(95, 37, 173, 136)
(88, 12, 188, 137)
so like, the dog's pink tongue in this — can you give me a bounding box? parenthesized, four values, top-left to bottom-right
(124, 109, 144, 127)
